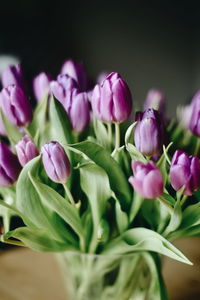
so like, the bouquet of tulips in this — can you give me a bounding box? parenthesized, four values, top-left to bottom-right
(0, 60, 200, 300)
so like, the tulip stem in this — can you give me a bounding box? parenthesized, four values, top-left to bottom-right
(23, 126, 32, 138)
(194, 138, 200, 156)
(107, 123, 112, 145)
(180, 195, 188, 206)
(157, 196, 174, 214)
(63, 183, 76, 205)
(114, 122, 120, 149)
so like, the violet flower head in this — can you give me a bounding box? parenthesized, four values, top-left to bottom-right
(177, 104, 193, 130)
(0, 142, 21, 187)
(1, 64, 25, 89)
(16, 136, 39, 167)
(41, 141, 71, 183)
(33, 72, 52, 102)
(129, 161, 163, 199)
(91, 72, 132, 123)
(61, 59, 88, 91)
(134, 108, 164, 156)
(189, 100, 200, 137)
(144, 89, 165, 114)
(97, 72, 109, 84)
(0, 85, 32, 127)
(68, 91, 90, 133)
(170, 150, 200, 195)
(50, 74, 78, 110)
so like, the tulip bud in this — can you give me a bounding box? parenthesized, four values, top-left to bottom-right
(0, 142, 21, 187)
(91, 72, 132, 123)
(97, 72, 109, 84)
(15, 136, 39, 167)
(177, 104, 193, 130)
(129, 161, 163, 199)
(134, 109, 164, 156)
(33, 72, 52, 102)
(68, 91, 90, 133)
(61, 59, 87, 91)
(0, 85, 32, 127)
(1, 64, 25, 89)
(170, 150, 200, 195)
(144, 89, 165, 114)
(41, 141, 71, 183)
(51, 75, 90, 132)
(189, 100, 200, 137)
(50, 74, 78, 110)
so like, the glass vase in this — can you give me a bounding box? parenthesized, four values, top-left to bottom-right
(56, 251, 167, 300)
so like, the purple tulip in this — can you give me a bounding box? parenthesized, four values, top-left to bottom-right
(129, 161, 163, 199)
(15, 136, 39, 167)
(33, 72, 52, 102)
(134, 109, 164, 156)
(0, 85, 32, 127)
(170, 150, 200, 195)
(189, 100, 200, 137)
(68, 91, 90, 133)
(51, 74, 90, 132)
(61, 59, 87, 91)
(41, 141, 71, 183)
(1, 64, 25, 89)
(97, 72, 109, 84)
(144, 89, 165, 114)
(91, 72, 132, 123)
(0, 142, 21, 187)
(177, 104, 193, 130)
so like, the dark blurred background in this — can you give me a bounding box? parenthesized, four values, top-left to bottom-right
(0, 0, 199, 115)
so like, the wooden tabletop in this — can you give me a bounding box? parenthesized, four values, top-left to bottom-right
(0, 238, 200, 300)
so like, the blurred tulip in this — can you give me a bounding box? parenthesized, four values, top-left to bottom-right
(1, 64, 25, 89)
(170, 150, 200, 195)
(129, 161, 163, 199)
(0, 85, 32, 127)
(16, 136, 38, 167)
(144, 89, 165, 114)
(61, 59, 88, 91)
(0, 142, 21, 187)
(33, 72, 52, 102)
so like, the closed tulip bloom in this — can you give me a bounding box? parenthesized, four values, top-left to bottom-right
(189, 100, 200, 137)
(15, 136, 39, 167)
(129, 161, 163, 199)
(33, 72, 52, 102)
(91, 72, 132, 123)
(144, 89, 165, 114)
(61, 59, 87, 91)
(177, 104, 193, 130)
(68, 91, 90, 133)
(0, 142, 21, 187)
(0, 85, 32, 127)
(41, 142, 71, 183)
(50, 74, 78, 110)
(97, 72, 109, 84)
(134, 109, 164, 156)
(1, 64, 25, 88)
(170, 150, 200, 195)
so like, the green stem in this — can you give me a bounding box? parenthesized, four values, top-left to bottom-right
(23, 126, 32, 138)
(194, 138, 200, 156)
(180, 195, 188, 206)
(107, 123, 112, 145)
(114, 122, 120, 149)
(157, 196, 174, 215)
(62, 183, 76, 206)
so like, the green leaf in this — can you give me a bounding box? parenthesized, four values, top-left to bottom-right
(115, 200, 129, 233)
(49, 96, 73, 147)
(125, 122, 137, 145)
(70, 141, 132, 211)
(93, 118, 111, 149)
(29, 173, 84, 242)
(16, 156, 75, 244)
(2, 227, 73, 252)
(129, 193, 143, 224)
(126, 143, 146, 162)
(0, 109, 23, 145)
(102, 227, 192, 265)
(157, 143, 172, 184)
(111, 146, 131, 176)
(80, 163, 112, 229)
(27, 96, 49, 138)
(161, 193, 176, 206)
(163, 199, 182, 237)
